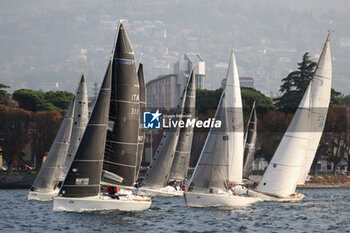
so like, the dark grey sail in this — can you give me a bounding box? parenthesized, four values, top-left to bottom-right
(103, 23, 140, 186)
(135, 63, 146, 180)
(169, 68, 196, 181)
(60, 74, 89, 181)
(59, 61, 111, 198)
(242, 102, 257, 178)
(30, 97, 75, 193)
(141, 70, 192, 188)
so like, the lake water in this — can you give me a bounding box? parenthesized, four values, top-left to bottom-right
(1, 189, 349, 232)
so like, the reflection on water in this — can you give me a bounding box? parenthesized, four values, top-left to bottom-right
(0, 189, 349, 232)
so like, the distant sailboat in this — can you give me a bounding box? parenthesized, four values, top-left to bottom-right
(247, 34, 332, 201)
(184, 51, 259, 207)
(28, 95, 75, 201)
(242, 102, 257, 178)
(53, 23, 151, 212)
(59, 73, 89, 182)
(139, 67, 196, 196)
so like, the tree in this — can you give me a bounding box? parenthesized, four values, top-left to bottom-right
(275, 52, 316, 113)
(44, 91, 74, 112)
(257, 111, 293, 162)
(0, 84, 11, 106)
(196, 87, 275, 116)
(31, 110, 63, 169)
(330, 89, 344, 106)
(12, 89, 46, 112)
(241, 87, 276, 115)
(12, 89, 73, 114)
(0, 105, 32, 172)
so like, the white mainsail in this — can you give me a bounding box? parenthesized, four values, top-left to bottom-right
(256, 35, 332, 197)
(188, 50, 243, 191)
(297, 36, 332, 184)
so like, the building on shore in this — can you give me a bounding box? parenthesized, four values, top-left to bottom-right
(146, 52, 205, 108)
(221, 77, 255, 89)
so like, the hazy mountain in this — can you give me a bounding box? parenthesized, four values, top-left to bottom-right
(0, 0, 349, 95)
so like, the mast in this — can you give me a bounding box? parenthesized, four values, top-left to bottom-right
(242, 102, 257, 178)
(60, 73, 89, 181)
(102, 23, 140, 186)
(141, 69, 192, 188)
(169, 67, 196, 181)
(59, 61, 112, 197)
(30, 96, 75, 193)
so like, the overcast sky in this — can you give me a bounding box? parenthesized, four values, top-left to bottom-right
(0, 0, 349, 95)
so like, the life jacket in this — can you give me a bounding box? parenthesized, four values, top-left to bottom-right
(107, 186, 119, 194)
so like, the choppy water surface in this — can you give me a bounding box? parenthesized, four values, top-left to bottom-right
(1, 189, 349, 232)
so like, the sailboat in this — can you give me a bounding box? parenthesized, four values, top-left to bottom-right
(184, 50, 259, 207)
(59, 73, 89, 182)
(28, 75, 88, 201)
(28, 96, 75, 201)
(247, 34, 332, 201)
(242, 102, 257, 178)
(138, 67, 196, 197)
(53, 23, 151, 212)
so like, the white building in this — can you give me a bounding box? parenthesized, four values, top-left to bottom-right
(147, 52, 205, 108)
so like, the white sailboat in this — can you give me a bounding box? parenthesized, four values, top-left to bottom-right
(53, 23, 151, 212)
(247, 34, 332, 201)
(184, 50, 259, 207)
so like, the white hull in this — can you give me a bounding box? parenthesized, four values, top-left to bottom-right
(184, 191, 259, 208)
(53, 194, 151, 212)
(138, 186, 183, 197)
(247, 189, 305, 202)
(28, 189, 59, 201)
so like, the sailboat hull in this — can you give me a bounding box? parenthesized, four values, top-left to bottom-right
(53, 194, 151, 212)
(28, 189, 59, 201)
(184, 191, 259, 207)
(137, 186, 184, 197)
(247, 189, 305, 202)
